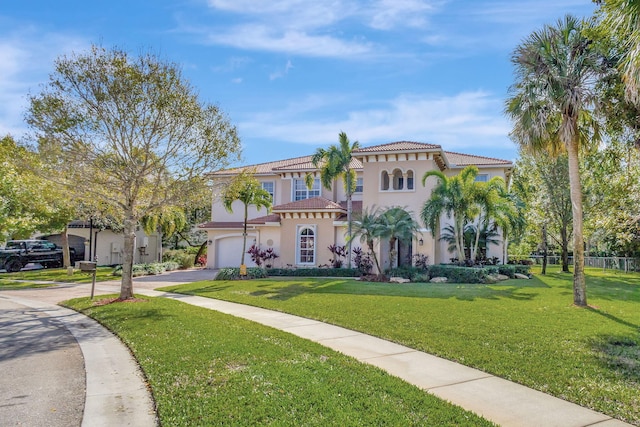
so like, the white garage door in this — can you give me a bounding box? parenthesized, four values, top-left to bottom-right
(215, 236, 257, 268)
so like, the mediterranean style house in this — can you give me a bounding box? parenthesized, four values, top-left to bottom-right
(200, 141, 513, 271)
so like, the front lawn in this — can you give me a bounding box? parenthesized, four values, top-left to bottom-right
(161, 265, 640, 425)
(64, 296, 494, 426)
(0, 267, 117, 289)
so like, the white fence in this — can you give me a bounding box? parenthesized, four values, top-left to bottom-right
(528, 255, 640, 273)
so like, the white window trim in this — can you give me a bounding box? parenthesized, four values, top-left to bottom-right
(293, 178, 320, 201)
(261, 181, 275, 202)
(296, 224, 317, 265)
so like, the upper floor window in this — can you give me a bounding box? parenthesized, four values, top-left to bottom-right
(475, 174, 489, 182)
(294, 178, 320, 201)
(382, 169, 415, 191)
(261, 181, 275, 202)
(355, 177, 363, 193)
(381, 171, 390, 190)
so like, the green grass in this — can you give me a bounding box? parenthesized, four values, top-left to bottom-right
(160, 265, 640, 425)
(0, 267, 117, 289)
(64, 296, 494, 426)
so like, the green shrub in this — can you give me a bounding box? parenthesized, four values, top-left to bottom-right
(498, 265, 516, 278)
(214, 267, 269, 280)
(178, 253, 195, 269)
(429, 265, 487, 284)
(162, 261, 180, 271)
(413, 273, 430, 283)
(386, 266, 424, 280)
(266, 267, 360, 277)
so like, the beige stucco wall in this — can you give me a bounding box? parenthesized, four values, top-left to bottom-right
(278, 216, 336, 267)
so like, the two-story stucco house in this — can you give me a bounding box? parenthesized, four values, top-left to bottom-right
(200, 141, 513, 271)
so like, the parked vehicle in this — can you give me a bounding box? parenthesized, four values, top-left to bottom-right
(0, 240, 68, 272)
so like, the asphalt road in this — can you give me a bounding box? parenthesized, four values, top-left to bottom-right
(0, 298, 85, 426)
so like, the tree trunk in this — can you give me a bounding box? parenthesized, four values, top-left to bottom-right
(455, 217, 464, 262)
(368, 240, 382, 275)
(120, 216, 136, 300)
(241, 203, 248, 266)
(61, 225, 71, 268)
(542, 223, 547, 275)
(346, 193, 352, 268)
(560, 225, 570, 273)
(567, 141, 587, 307)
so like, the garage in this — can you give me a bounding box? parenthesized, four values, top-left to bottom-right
(215, 235, 257, 268)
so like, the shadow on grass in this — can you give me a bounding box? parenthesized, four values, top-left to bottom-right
(591, 333, 640, 385)
(242, 277, 550, 302)
(536, 269, 640, 303)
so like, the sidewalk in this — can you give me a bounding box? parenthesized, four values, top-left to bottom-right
(1, 269, 634, 427)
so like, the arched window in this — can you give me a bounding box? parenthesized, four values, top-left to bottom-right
(392, 169, 404, 190)
(297, 226, 316, 264)
(381, 171, 390, 190)
(406, 170, 414, 190)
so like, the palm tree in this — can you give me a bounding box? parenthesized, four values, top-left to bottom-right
(597, 0, 640, 103)
(222, 170, 272, 267)
(377, 206, 420, 269)
(505, 15, 605, 307)
(306, 132, 360, 267)
(349, 206, 383, 274)
(421, 166, 481, 262)
(470, 176, 510, 262)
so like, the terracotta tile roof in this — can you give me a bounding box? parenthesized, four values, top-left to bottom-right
(353, 141, 441, 153)
(210, 155, 315, 176)
(445, 151, 512, 166)
(198, 221, 244, 229)
(338, 200, 363, 213)
(337, 200, 363, 220)
(247, 214, 281, 224)
(272, 197, 346, 212)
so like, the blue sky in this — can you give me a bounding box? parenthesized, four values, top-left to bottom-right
(1, 1, 597, 167)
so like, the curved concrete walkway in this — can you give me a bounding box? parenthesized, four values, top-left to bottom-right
(0, 269, 634, 427)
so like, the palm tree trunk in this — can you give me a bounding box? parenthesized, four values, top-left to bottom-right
(241, 203, 248, 266)
(368, 240, 382, 275)
(567, 141, 587, 307)
(347, 193, 352, 268)
(455, 217, 465, 262)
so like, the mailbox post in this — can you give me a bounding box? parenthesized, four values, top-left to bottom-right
(79, 261, 98, 299)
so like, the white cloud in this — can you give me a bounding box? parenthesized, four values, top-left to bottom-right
(238, 91, 513, 154)
(199, 0, 443, 58)
(205, 24, 374, 57)
(367, 0, 443, 30)
(0, 28, 87, 139)
(269, 59, 293, 80)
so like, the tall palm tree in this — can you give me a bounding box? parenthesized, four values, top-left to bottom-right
(505, 15, 605, 307)
(377, 206, 420, 269)
(421, 166, 481, 262)
(222, 170, 272, 267)
(349, 206, 383, 274)
(306, 132, 360, 267)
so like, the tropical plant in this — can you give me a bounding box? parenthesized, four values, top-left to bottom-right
(596, 0, 640, 103)
(505, 15, 607, 307)
(349, 207, 383, 274)
(222, 170, 272, 267)
(306, 132, 360, 267)
(421, 166, 481, 262)
(377, 206, 420, 269)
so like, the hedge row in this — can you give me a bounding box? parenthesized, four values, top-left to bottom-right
(266, 267, 360, 277)
(213, 264, 531, 284)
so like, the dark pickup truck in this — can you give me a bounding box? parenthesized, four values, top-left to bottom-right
(0, 240, 65, 272)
